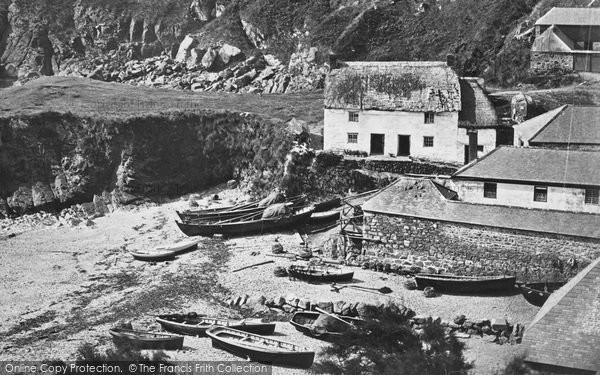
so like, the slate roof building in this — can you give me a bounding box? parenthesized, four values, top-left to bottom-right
(358, 145, 600, 281)
(531, 7, 600, 73)
(522, 256, 600, 374)
(323, 60, 509, 165)
(514, 105, 600, 150)
(452, 146, 600, 214)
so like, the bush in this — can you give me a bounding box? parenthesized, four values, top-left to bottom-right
(495, 354, 531, 375)
(344, 149, 368, 157)
(314, 303, 473, 375)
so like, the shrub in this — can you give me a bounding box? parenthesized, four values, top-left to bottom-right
(314, 303, 473, 375)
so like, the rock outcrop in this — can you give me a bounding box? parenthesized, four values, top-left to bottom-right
(0, 107, 294, 216)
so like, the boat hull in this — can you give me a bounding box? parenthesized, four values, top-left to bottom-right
(288, 266, 354, 283)
(130, 239, 200, 262)
(109, 328, 183, 350)
(156, 316, 276, 336)
(206, 327, 314, 369)
(308, 210, 340, 224)
(519, 282, 565, 307)
(176, 209, 314, 237)
(313, 197, 341, 213)
(289, 312, 362, 341)
(415, 274, 516, 294)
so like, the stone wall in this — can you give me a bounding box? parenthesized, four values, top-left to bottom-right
(530, 52, 573, 74)
(362, 212, 600, 282)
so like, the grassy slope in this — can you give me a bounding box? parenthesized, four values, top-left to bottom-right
(0, 77, 324, 123)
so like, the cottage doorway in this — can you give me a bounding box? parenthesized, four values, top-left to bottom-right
(397, 135, 410, 156)
(370, 134, 385, 155)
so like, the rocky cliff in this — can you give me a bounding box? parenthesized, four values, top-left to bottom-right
(1, 0, 598, 88)
(0, 76, 304, 217)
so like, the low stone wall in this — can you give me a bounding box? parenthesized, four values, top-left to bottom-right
(362, 212, 600, 282)
(529, 52, 573, 74)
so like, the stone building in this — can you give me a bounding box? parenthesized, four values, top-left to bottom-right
(452, 146, 600, 214)
(522, 256, 600, 374)
(530, 7, 600, 73)
(359, 143, 600, 281)
(513, 104, 600, 151)
(323, 61, 509, 165)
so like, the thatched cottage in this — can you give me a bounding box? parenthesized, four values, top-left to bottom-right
(531, 7, 600, 73)
(323, 60, 509, 165)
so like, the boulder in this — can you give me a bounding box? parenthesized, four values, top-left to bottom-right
(93, 194, 109, 216)
(202, 48, 219, 70)
(218, 44, 243, 65)
(31, 182, 56, 208)
(7, 186, 34, 215)
(234, 69, 258, 88)
(0, 197, 9, 218)
(186, 47, 206, 69)
(175, 35, 198, 63)
(86, 67, 104, 80)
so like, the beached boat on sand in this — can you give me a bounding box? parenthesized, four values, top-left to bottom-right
(287, 264, 354, 283)
(206, 326, 315, 368)
(130, 238, 201, 262)
(289, 312, 364, 340)
(414, 273, 516, 294)
(156, 315, 275, 336)
(176, 205, 314, 237)
(109, 327, 184, 350)
(518, 281, 565, 307)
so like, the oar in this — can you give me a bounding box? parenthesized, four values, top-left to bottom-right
(347, 285, 393, 294)
(232, 260, 275, 272)
(314, 307, 356, 328)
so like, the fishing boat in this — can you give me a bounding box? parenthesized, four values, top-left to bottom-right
(287, 264, 354, 283)
(156, 315, 276, 336)
(206, 326, 315, 368)
(177, 195, 306, 222)
(414, 273, 517, 294)
(289, 312, 364, 340)
(308, 209, 340, 224)
(130, 239, 201, 262)
(313, 197, 342, 213)
(176, 205, 315, 237)
(518, 281, 566, 307)
(108, 327, 184, 350)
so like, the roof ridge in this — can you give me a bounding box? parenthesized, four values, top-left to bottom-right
(529, 104, 568, 142)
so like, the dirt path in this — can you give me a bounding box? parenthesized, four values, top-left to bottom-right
(0, 190, 538, 374)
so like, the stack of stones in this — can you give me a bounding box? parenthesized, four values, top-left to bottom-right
(410, 314, 524, 345)
(226, 294, 416, 320)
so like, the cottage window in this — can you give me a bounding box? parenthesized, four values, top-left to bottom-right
(533, 186, 548, 202)
(423, 136, 434, 147)
(424, 112, 435, 124)
(483, 183, 497, 199)
(347, 133, 358, 144)
(348, 111, 359, 122)
(585, 188, 599, 205)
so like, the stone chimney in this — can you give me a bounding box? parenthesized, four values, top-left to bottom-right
(329, 54, 339, 70)
(446, 54, 455, 67)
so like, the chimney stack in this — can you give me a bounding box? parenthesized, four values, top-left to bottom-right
(446, 54, 455, 67)
(329, 54, 339, 70)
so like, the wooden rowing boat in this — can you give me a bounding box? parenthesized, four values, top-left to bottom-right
(287, 264, 354, 283)
(313, 197, 341, 212)
(130, 239, 201, 262)
(156, 315, 276, 336)
(176, 206, 314, 237)
(289, 312, 364, 340)
(414, 273, 516, 294)
(108, 327, 184, 350)
(176, 195, 307, 222)
(206, 326, 315, 368)
(519, 281, 565, 307)
(308, 209, 340, 224)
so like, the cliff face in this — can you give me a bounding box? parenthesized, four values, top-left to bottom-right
(0, 77, 296, 216)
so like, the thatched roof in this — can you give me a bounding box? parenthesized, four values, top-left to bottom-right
(324, 61, 461, 113)
(458, 77, 499, 128)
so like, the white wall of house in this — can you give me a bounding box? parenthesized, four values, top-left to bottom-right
(453, 180, 600, 214)
(324, 108, 461, 163)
